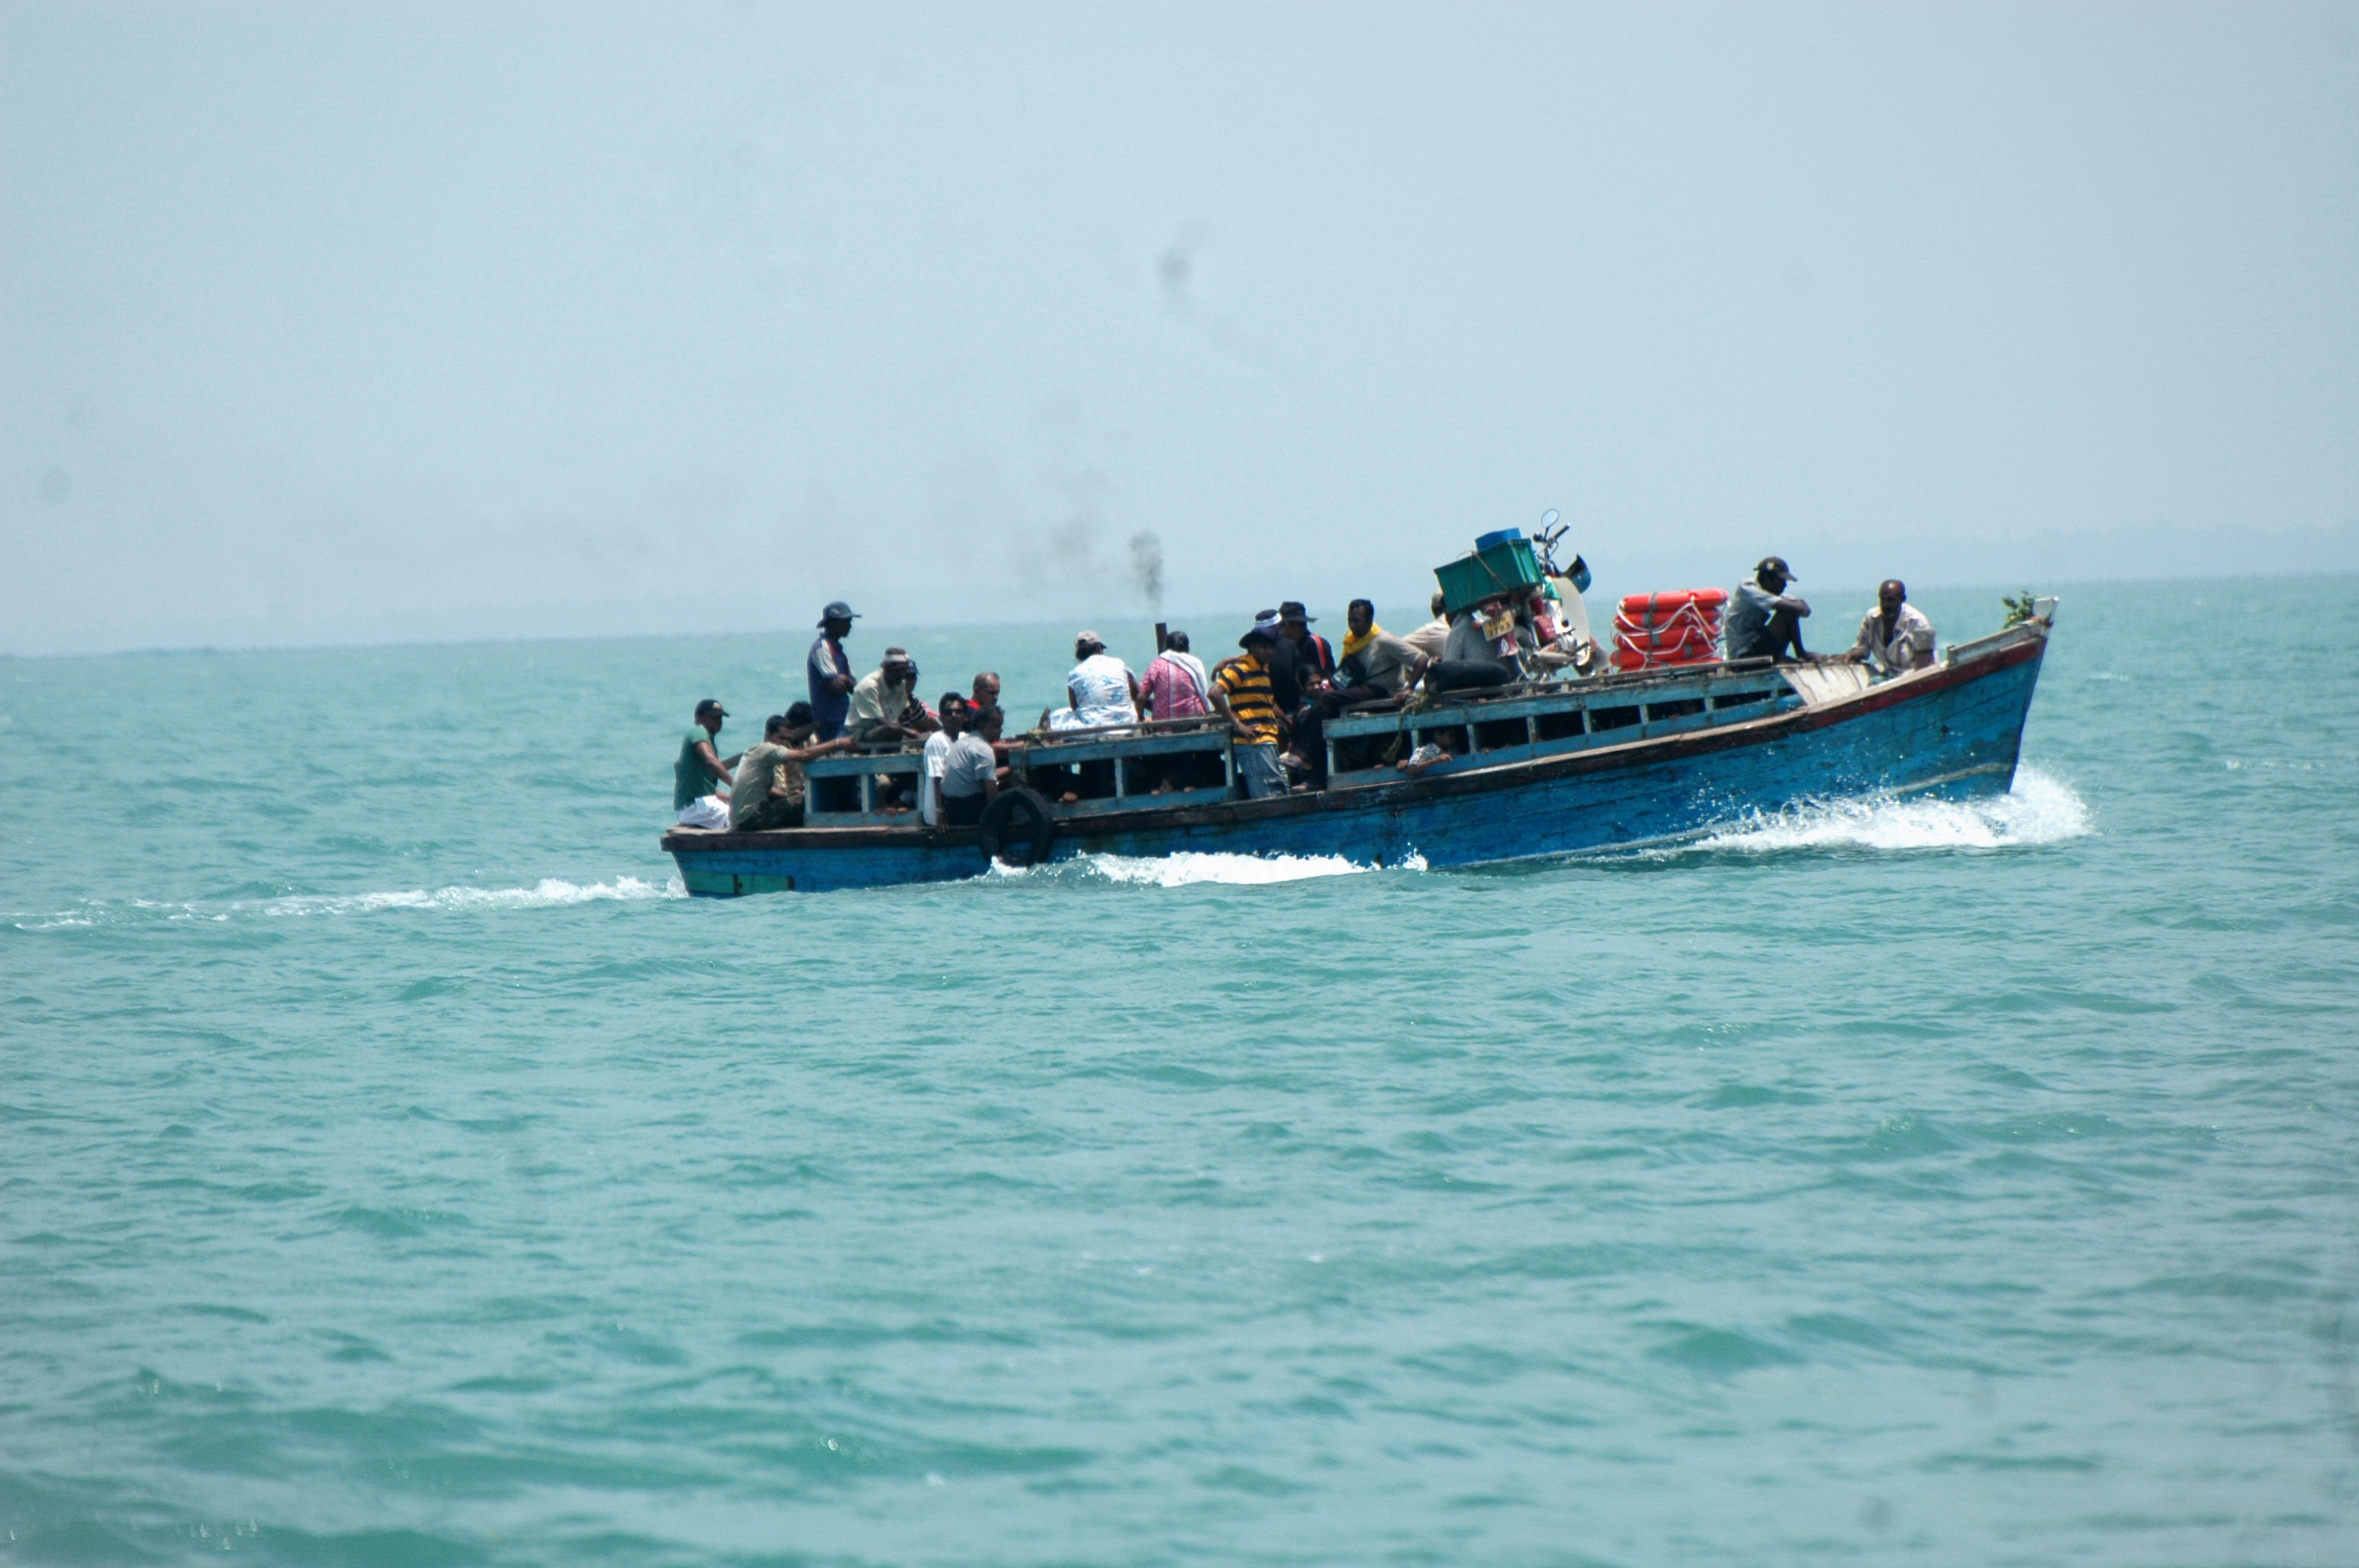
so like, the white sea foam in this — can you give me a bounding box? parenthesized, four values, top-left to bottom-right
(11, 877, 685, 930)
(993, 851, 1425, 888)
(1085, 851, 1372, 887)
(252, 877, 685, 916)
(1681, 765, 2090, 856)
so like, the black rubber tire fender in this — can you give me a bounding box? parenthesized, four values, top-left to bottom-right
(976, 786, 1057, 867)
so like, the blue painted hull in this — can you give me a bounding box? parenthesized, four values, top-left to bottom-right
(666, 631, 2047, 895)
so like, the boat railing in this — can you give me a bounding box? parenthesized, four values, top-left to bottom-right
(800, 659, 1826, 821)
(801, 715, 1245, 825)
(1943, 612, 2051, 668)
(802, 749, 926, 826)
(1322, 662, 1798, 788)
(1011, 715, 1236, 817)
(1016, 713, 1232, 743)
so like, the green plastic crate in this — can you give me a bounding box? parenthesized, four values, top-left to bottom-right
(1434, 538, 1546, 616)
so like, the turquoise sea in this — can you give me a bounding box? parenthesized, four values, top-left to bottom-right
(4, 576, 2354, 1566)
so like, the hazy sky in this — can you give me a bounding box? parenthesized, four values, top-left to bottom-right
(5, 2, 2354, 655)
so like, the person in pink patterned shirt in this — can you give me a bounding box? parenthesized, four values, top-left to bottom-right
(1140, 632, 1211, 719)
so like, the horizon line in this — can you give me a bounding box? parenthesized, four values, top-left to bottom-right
(4, 565, 2350, 664)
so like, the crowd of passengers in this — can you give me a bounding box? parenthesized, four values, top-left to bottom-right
(673, 562, 1938, 833)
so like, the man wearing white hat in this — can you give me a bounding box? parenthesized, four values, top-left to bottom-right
(848, 647, 932, 745)
(1048, 630, 1143, 732)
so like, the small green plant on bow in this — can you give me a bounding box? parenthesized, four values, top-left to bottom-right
(2001, 590, 2041, 626)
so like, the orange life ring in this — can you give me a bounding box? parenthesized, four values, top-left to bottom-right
(1617, 588, 1728, 618)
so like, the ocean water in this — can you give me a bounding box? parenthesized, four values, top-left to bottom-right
(3, 577, 2354, 1566)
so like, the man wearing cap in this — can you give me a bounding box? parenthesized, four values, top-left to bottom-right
(848, 648, 932, 745)
(1267, 601, 1336, 716)
(1048, 630, 1142, 732)
(1725, 557, 1814, 662)
(673, 699, 736, 830)
(807, 602, 860, 740)
(1212, 622, 1287, 799)
(1212, 608, 1286, 681)
(729, 705, 858, 831)
(1848, 579, 1938, 675)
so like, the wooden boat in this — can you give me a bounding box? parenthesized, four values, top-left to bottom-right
(663, 610, 2054, 896)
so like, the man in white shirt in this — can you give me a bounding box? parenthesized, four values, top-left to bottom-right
(918, 695, 967, 827)
(936, 700, 1001, 827)
(1848, 579, 1937, 675)
(1049, 630, 1142, 731)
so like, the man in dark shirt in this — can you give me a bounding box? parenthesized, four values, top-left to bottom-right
(1267, 600, 1336, 712)
(807, 601, 858, 739)
(1264, 601, 1335, 781)
(1724, 557, 1813, 662)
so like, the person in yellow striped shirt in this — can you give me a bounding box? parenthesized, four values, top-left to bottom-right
(1212, 624, 1287, 799)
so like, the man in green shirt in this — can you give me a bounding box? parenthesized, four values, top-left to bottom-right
(729, 704, 858, 831)
(674, 699, 736, 830)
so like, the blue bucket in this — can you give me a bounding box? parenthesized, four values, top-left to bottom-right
(1474, 527, 1523, 552)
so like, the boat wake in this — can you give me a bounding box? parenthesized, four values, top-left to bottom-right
(994, 851, 1427, 888)
(979, 771, 2085, 890)
(10, 877, 684, 931)
(1670, 765, 2090, 858)
(251, 877, 686, 916)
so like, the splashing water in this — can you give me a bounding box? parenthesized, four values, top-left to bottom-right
(1681, 765, 2089, 857)
(974, 773, 2088, 889)
(11, 877, 683, 931)
(1087, 851, 1385, 887)
(991, 851, 1427, 888)
(254, 877, 685, 916)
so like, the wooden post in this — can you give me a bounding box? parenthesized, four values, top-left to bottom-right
(1154, 622, 1169, 653)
